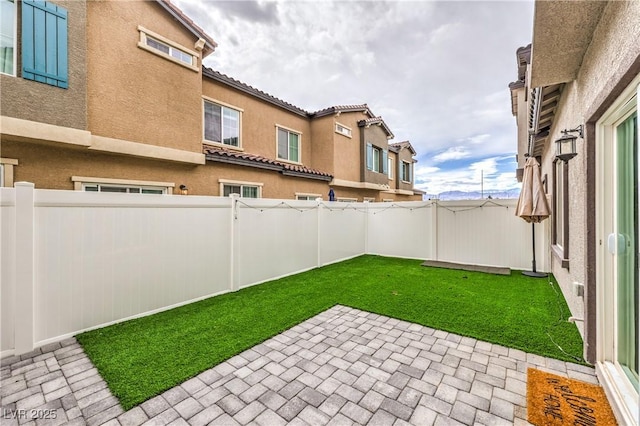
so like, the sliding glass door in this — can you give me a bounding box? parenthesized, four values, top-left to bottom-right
(615, 110, 638, 388)
(597, 76, 639, 424)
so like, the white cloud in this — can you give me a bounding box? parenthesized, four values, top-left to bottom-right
(433, 146, 471, 163)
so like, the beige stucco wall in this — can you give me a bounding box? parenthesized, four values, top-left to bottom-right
(86, 0, 203, 153)
(0, 0, 87, 130)
(515, 86, 529, 170)
(201, 79, 313, 168)
(309, 115, 335, 174)
(333, 112, 369, 183)
(1, 139, 331, 199)
(536, 0, 640, 337)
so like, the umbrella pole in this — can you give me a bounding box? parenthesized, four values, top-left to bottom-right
(523, 222, 547, 278)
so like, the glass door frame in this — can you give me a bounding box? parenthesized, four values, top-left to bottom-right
(595, 73, 640, 425)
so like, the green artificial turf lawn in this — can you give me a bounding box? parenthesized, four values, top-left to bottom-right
(76, 255, 584, 409)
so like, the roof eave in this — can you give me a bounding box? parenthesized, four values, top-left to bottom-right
(155, 0, 218, 56)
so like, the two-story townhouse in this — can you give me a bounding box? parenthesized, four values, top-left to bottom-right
(509, 1, 640, 423)
(0, 0, 423, 202)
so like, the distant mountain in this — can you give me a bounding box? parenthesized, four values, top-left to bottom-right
(424, 189, 521, 201)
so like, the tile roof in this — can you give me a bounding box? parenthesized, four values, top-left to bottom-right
(203, 145, 333, 181)
(389, 141, 417, 155)
(357, 117, 394, 139)
(311, 104, 373, 118)
(156, 0, 217, 55)
(203, 67, 310, 117)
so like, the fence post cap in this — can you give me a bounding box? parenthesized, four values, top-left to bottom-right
(15, 182, 35, 188)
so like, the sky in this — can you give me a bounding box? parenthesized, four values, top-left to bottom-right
(174, 0, 534, 196)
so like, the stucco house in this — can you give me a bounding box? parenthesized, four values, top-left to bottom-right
(509, 1, 639, 423)
(0, 0, 423, 202)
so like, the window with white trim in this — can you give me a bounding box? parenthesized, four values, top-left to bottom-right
(401, 161, 412, 182)
(335, 123, 352, 138)
(0, 0, 16, 76)
(138, 26, 198, 70)
(204, 100, 241, 147)
(337, 197, 357, 202)
(223, 184, 259, 198)
(277, 127, 300, 162)
(72, 176, 173, 194)
(363, 197, 375, 202)
(296, 193, 320, 200)
(83, 184, 166, 194)
(388, 158, 394, 179)
(366, 143, 388, 175)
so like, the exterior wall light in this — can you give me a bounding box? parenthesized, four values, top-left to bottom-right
(555, 125, 583, 162)
(179, 184, 188, 195)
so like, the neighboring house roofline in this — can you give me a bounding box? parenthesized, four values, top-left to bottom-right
(203, 67, 310, 117)
(358, 117, 394, 139)
(389, 141, 416, 156)
(156, 0, 217, 56)
(203, 145, 333, 181)
(311, 104, 374, 119)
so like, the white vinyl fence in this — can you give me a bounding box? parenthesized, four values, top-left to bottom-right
(1, 183, 548, 356)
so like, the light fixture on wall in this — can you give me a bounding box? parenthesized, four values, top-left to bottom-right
(179, 185, 188, 195)
(555, 124, 583, 162)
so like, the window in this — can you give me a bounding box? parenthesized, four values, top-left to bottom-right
(83, 184, 165, 194)
(552, 159, 569, 267)
(137, 26, 198, 71)
(363, 197, 375, 202)
(223, 184, 259, 198)
(72, 176, 173, 194)
(277, 127, 300, 163)
(337, 197, 357, 202)
(401, 161, 412, 182)
(388, 157, 394, 179)
(366, 143, 388, 174)
(21, 0, 68, 88)
(204, 100, 241, 147)
(0, 0, 15, 76)
(335, 123, 352, 138)
(296, 193, 320, 200)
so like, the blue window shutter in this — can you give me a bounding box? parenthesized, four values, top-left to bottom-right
(22, 1, 68, 88)
(366, 143, 373, 170)
(382, 150, 388, 175)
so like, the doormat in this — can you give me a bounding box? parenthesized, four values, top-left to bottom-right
(527, 368, 617, 426)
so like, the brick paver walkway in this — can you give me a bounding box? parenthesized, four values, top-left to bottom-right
(1, 305, 599, 425)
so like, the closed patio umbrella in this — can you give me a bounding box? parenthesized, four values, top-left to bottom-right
(515, 156, 550, 277)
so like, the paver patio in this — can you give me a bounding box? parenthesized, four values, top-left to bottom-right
(1, 305, 598, 425)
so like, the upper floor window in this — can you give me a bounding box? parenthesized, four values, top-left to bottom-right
(138, 26, 198, 72)
(401, 161, 412, 182)
(335, 123, 352, 138)
(277, 127, 300, 163)
(366, 143, 388, 175)
(0, 0, 15, 76)
(22, 0, 68, 88)
(388, 157, 394, 179)
(204, 100, 241, 147)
